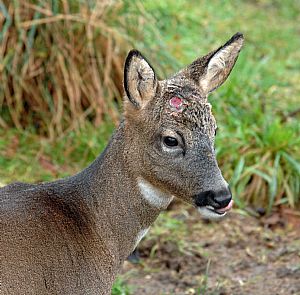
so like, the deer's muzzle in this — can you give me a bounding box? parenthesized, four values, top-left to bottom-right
(194, 187, 233, 218)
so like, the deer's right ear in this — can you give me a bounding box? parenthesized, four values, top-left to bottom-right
(187, 33, 244, 94)
(124, 50, 158, 108)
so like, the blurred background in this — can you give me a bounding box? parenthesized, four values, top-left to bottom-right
(0, 1, 299, 294)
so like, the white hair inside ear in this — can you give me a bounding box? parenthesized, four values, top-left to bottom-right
(124, 50, 158, 108)
(200, 34, 244, 93)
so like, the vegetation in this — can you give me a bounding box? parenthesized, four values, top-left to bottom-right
(1, 1, 299, 293)
(111, 277, 132, 295)
(0, 0, 177, 137)
(140, 0, 300, 211)
(0, 2, 299, 210)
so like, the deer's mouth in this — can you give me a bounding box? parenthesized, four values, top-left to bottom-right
(193, 190, 233, 219)
(196, 199, 233, 219)
(204, 199, 233, 214)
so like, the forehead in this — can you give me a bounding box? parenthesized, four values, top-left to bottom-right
(163, 77, 206, 102)
(159, 79, 217, 138)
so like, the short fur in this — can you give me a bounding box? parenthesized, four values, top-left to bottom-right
(1, 33, 244, 295)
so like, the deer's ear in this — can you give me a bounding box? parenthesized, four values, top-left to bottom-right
(124, 50, 158, 108)
(189, 33, 244, 94)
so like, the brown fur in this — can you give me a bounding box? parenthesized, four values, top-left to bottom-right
(1, 33, 244, 294)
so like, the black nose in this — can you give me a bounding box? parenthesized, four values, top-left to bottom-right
(194, 187, 232, 209)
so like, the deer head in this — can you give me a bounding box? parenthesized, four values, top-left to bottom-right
(123, 33, 244, 218)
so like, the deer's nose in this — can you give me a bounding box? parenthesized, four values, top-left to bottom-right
(194, 187, 232, 209)
(212, 187, 232, 209)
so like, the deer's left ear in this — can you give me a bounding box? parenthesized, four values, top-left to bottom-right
(189, 33, 244, 94)
(124, 50, 158, 109)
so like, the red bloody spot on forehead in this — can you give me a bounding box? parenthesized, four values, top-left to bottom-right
(169, 96, 183, 110)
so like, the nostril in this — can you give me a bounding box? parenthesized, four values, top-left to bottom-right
(194, 188, 232, 209)
(213, 188, 232, 208)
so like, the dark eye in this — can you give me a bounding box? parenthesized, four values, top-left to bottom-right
(163, 136, 178, 147)
(214, 127, 218, 136)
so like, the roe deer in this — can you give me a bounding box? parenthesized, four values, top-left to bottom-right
(1, 33, 244, 294)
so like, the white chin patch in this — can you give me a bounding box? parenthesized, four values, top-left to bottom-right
(133, 227, 150, 250)
(137, 178, 174, 209)
(197, 206, 226, 220)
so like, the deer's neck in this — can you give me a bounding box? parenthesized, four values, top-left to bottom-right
(65, 123, 173, 261)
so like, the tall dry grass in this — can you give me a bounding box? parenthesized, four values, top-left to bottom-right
(1, 1, 298, 210)
(0, 1, 144, 138)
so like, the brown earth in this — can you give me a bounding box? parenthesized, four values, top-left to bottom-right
(121, 204, 300, 295)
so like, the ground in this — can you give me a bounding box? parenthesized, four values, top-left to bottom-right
(120, 203, 300, 295)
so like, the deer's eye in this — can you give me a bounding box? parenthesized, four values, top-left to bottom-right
(214, 127, 218, 136)
(163, 136, 178, 147)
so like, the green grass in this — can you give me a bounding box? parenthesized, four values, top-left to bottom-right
(2, 0, 298, 209)
(140, 0, 300, 210)
(2, 2, 299, 293)
(0, 0, 299, 214)
(111, 277, 132, 295)
(0, 121, 114, 183)
(0, 7, 300, 294)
